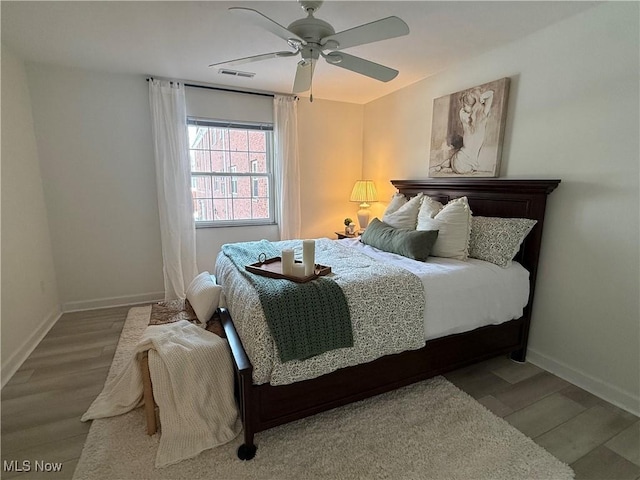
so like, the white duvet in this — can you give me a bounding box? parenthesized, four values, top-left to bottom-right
(337, 238, 530, 340)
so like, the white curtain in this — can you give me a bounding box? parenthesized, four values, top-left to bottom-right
(274, 95, 301, 240)
(148, 79, 197, 301)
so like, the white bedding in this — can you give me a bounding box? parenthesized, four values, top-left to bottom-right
(337, 238, 530, 340)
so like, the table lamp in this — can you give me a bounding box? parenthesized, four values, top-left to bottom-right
(350, 180, 378, 231)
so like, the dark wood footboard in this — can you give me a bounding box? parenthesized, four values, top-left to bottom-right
(219, 178, 560, 460)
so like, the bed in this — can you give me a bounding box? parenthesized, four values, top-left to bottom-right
(216, 178, 560, 460)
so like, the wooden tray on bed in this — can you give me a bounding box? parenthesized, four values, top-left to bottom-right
(245, 257, 331, 283)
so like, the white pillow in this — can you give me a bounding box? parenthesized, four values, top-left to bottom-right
(417, 196, 472, 260)
(383, 193, 408, 217)
(186, 271, 222, 324)
(382, 193, 424, 229)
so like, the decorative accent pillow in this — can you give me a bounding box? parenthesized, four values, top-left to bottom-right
(417, 196, 472, 260)
(360, 218, 438, 261)
(383, 193, 408, 217)
(186, 271, 222, 324)
(382, 193, 424, 229)
(469, 216, 537, 268)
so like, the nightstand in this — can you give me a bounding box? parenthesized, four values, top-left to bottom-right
(335, 232, 358, 239)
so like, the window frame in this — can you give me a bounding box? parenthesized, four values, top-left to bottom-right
(188, 117, 275, 228)
(230, 165, 238, 195)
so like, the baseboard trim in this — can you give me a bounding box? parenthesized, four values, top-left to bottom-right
(62, 291, 164, 312)
(527, 348, 639, 417)
(1, 306, 62, 388)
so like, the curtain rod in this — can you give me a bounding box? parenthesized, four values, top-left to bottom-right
(146, 77, 290, 99)
(185, 83, 274, 98)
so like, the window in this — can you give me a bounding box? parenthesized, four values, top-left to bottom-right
(188, 118, 274, 227)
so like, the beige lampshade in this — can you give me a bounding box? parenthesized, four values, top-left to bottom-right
(349, 180, 378, 204)
(350, 180, 378, 230)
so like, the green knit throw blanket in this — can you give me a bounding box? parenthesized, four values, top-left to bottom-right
(222, 240, 353, 362)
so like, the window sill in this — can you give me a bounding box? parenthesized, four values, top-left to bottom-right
(195, 221, 277, 229)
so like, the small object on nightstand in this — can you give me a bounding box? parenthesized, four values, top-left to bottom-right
(336, 231, 358, 239)
(343, 217, 354, 235)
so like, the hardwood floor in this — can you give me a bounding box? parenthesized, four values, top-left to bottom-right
(1, 306, 129, 480)
(2, 306, 638, 479)
(444, 360, 640, 479)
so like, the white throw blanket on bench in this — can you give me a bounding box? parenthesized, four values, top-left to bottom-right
(82, 320, 241, 467)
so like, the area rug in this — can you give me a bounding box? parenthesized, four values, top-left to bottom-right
(73, 306, 574, 480)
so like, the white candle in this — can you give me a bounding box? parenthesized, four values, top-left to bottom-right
(291, 263, 306, 278)
(302, 239, 316, 276)
(281, 249, 294, 276)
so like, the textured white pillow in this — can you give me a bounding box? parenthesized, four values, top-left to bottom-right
(382, 193, 424, 229)
(417, 196, 472, 260)
(383, 193, 408, 217)
(186, 271, 222, 324)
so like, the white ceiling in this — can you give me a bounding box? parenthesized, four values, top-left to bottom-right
(2, 1, 597, 104)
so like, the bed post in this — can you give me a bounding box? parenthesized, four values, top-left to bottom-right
(218, 307, 258, 460)
(236, 369, 257, 460)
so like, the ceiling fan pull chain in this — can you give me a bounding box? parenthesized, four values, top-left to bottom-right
(310, 50, 314, 102)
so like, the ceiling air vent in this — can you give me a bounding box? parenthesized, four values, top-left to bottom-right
(218, 68, 255, 78)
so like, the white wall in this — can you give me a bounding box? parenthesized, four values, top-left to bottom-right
(25, 65, 165, 311)
(1, 45, 61, 384)
(363, 2, 639, 414)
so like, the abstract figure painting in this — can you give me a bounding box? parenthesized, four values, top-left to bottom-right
(429, 78, 510, 177)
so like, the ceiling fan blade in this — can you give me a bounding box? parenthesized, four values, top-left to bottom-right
(209, 51, 297, 67)
(292, 61, 315, 93)
(321, 16, 409, 50)
(324, 52, 398, 82)
(229, 7, 306, 46)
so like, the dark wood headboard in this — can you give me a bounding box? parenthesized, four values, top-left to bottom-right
(391, 178, 560, 322)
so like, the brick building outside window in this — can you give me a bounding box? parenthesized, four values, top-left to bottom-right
(188, 119, 274, 226)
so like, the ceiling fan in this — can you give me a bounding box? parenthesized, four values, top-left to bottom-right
(210, 0, 410, 97)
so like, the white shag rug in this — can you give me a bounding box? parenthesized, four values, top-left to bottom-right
(73, 306, 574, 480)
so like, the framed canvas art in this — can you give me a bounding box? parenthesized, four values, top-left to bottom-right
(429, 77, 510, 177)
